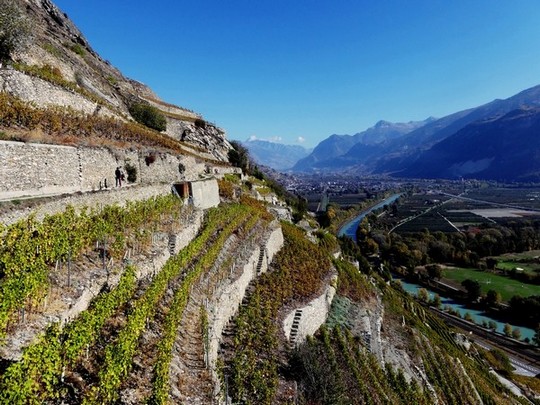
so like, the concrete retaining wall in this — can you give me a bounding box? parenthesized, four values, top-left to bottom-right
(190, 178, 220, 210)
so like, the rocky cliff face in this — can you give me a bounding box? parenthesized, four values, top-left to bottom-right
(3, 0, 231, 162)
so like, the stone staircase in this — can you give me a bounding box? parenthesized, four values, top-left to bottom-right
(255, 244, 266, 274)
(289, 309, 303, 348)
(168, 233, 177, 255)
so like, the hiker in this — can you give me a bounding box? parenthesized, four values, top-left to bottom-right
(115, 166, 122, 187)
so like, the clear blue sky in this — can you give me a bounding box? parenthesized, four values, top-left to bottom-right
(54, 0, 540, 147)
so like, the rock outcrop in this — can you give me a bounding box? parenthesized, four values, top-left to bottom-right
(4, 0, 232, 163)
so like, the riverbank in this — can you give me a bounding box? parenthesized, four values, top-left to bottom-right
(394, 275, 537, 342)
(337, 193, 402, 241)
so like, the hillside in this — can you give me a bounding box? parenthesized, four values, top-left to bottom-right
(0, 0, 231, 162)
(0, 180, 534, 403)
(293, 84, 540, 180)
(0, 1, 538, 404)
(400, 107, 540, 181)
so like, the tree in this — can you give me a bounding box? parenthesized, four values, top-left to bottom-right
(486, 257, 498, 270)
(426, 264, 442, 280)
(533, 324, 540, 347)
(228, 140, 250, 172)
(503, 323, 512, 337)
(431, 293, 442, 308)
(511, 328, 521, 340)
(484, 289, 501, 307)
(490, 349, 513, 375)
(0, 0, 32, 62)
(461, 279, 481, 302)
(417, 288, 429, 303)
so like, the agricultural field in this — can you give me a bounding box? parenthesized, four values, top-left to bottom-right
(464, 187, 540, 210)
(496, 260, 540, 275)
(391, 186, 540, 234)
(442, 267, 540, 301)
(329, 192, 369, 207)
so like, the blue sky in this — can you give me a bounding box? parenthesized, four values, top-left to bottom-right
(54, 0, 540, 147)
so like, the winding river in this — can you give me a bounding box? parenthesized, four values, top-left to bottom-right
(338, 193, 535, 341)
(338, 193, 402, 241)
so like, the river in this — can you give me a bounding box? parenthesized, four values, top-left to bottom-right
(337, 193, 535, 341)
(397, 278, 535, 341)
(338, 193, 402, 241)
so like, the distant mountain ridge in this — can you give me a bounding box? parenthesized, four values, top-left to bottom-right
(242, 139, 311, 170)
(400, 107, 540, 181)
(292, 118, 433, 172)
(292, 84, 540, 182)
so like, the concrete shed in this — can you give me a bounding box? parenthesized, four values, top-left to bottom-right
(172, 177, 220, 210)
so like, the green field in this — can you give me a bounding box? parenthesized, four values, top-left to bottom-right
(442, 267, 540, 301)
(495, 260, 540, 275)
(489, 250, 540, 275)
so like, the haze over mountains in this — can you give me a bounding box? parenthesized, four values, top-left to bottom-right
(241, 139, 311, 170)
(282, 84, 540, 182)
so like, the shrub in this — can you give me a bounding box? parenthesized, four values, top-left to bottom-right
(194, 118, 206, 128)
(144, 154, 156, 166)
(218, 179, 234, 199)
(106, 75, 118, 86)
(128, 102, 167, 132)
(42, 43, 61, 57)
(69, 43, 85, 56)
(124, 163, 137, 183)
(0, 0, 32, 62)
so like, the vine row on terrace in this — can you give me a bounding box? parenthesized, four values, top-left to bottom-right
(223, 221, 332, 404)
(0, 194, 182, 340)
(0, 202, 259, 404)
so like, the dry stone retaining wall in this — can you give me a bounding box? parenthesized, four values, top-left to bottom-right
(0, 141, 80, 199)
(0, 140, 216, 201)
(207, 223, 284, 397)
(0, 184, 171, 226)
(283, 274, 338, 346)
(0, 69, 117, 118)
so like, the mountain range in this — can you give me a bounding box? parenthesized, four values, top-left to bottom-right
(241, 139, 311, 170)
(291, 84, 540, 182)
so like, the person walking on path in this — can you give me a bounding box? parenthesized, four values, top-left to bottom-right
(115, 166, 122, 187)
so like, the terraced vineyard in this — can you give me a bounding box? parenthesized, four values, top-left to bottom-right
(220, 222, 332, 404)
(0, 195, 183, 341)
(293, 325, 432, 404)
(0, 200, 268, 404)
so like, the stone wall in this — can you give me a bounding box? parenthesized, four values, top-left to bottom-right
(207, 223, 284, 396)
(283, 274, 338, 346)
(0, 184, 172, 226)
(0, 141, 80, 199)
(0, 140, 213, 201)
(0, 69, 118, 119)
